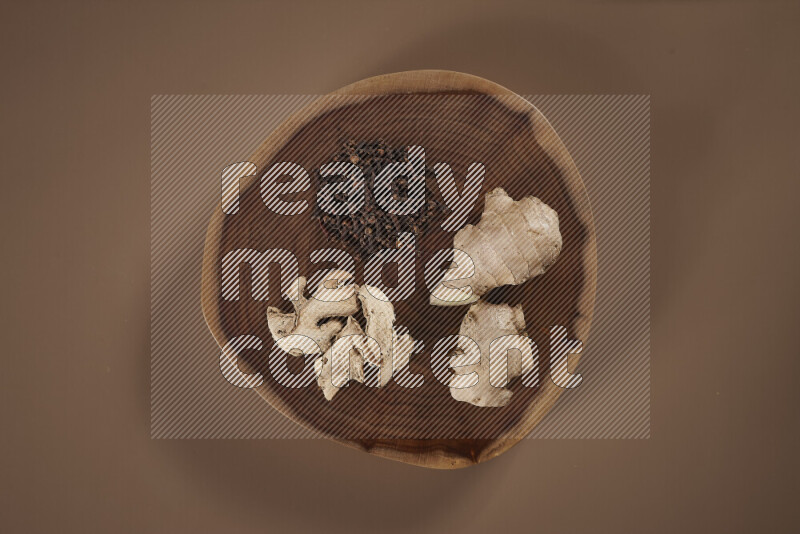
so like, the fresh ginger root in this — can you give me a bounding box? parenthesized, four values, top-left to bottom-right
(449, 300, 536, 407)
(430, 188, 562, 306)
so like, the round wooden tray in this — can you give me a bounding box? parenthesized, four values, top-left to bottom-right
(201, 70, 597, 468)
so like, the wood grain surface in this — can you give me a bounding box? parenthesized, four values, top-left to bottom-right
(201, 70, 597, 468)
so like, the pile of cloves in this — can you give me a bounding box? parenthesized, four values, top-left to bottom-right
(312, 139, 448, 259)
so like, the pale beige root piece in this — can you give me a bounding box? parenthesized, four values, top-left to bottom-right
(314, 321, 417, 401)
(266, 270, 359, 356)
(315, 285, 418, 400)
(357, 285, 405, 386)
(430, 188, 562, 306)
(267, 274, 418, 400)
(449, 300, 535, 407)
(314, 317, 368, 401)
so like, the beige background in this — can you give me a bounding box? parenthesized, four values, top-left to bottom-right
(1, 1, 798, 532)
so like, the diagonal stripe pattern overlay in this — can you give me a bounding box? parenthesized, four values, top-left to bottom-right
(150, 95, 650, 439)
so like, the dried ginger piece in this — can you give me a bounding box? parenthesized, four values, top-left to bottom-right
(266, 272, 415, 400)
(358, 285, 402, 387)
(314, 317, 368, 400)
(266, 270, 358, 356)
